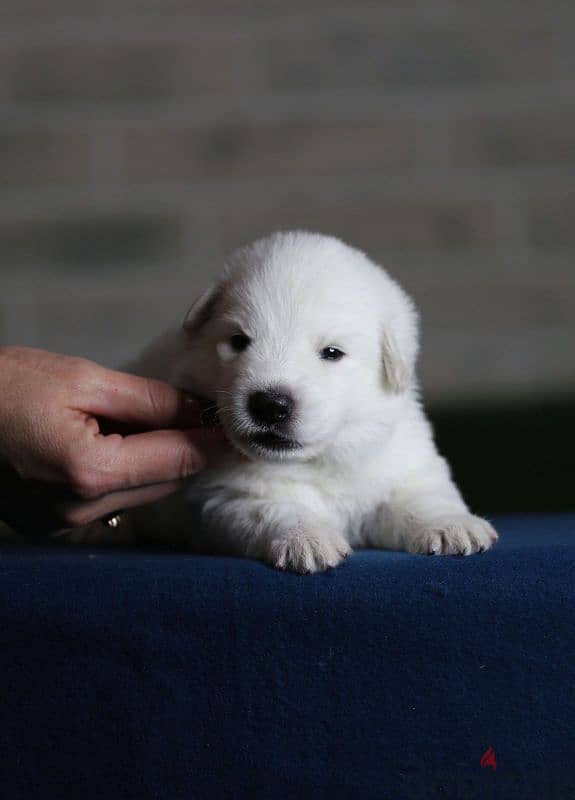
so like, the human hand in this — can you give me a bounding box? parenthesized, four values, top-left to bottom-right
(0, 347, 224, 534)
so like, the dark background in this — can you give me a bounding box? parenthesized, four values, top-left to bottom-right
(0, 1, 573, 512)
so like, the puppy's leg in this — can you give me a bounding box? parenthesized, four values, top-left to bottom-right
(202, 493, 351, 573)
(368, 460, 498, 556)
(64, 491, 351, 572)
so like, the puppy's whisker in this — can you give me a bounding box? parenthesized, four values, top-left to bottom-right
(199, 402, 223, 427)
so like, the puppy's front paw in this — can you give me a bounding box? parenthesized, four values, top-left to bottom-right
(268, 526, 351, 574)
(406, 514, 498, 556)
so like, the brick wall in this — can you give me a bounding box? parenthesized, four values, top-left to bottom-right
(0, 1, 573, 404)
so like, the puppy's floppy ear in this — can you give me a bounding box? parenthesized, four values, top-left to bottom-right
(380, 288, 420, 394)
(183, 285, 221, 335)
(381, 329, 412, 393)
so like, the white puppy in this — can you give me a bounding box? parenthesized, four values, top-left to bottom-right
(95, 231, 498, 572)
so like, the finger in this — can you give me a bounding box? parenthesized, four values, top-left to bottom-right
(86, 427, 227, 497)
(79, 366, 203, 429)
(56, 480, 184, 528)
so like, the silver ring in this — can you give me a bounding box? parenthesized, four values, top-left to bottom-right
(102, 512, 122, 529)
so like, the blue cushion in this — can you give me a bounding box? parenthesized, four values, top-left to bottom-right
(0, 514, 573, 799)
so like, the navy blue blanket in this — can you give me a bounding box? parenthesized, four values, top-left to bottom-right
(0, 514, 573, 799)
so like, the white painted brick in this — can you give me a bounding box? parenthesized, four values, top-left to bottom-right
(420, 329, 575, 404)
(116, 118, 418, 182)
(31, 296, 185, 368)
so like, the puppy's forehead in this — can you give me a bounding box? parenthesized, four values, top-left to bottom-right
(223, 233, 384, 326)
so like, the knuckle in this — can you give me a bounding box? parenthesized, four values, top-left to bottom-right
(66, 461, 104, 500)
(66, 356, 97, 388)
(65, 438, 118, 500)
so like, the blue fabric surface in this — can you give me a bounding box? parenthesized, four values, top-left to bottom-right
(0, 514, 573, 800)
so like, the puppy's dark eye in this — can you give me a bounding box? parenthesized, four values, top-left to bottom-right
(320, 346, 345, 361)
(229, 333, 251, 353)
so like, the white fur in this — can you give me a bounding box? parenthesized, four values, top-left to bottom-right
(117, 231, 498, 572)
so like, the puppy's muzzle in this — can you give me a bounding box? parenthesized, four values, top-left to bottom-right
(248, 389, 294, 426)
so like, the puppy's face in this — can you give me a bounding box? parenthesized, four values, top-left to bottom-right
(178, 233, 418, 463)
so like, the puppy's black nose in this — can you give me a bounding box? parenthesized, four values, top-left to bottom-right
(248, 390, 294, 426)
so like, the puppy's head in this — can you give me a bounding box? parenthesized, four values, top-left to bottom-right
(177, 231, 419, 462)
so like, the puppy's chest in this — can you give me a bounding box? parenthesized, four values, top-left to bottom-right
(205, 456, 394, 519)
(318, 462, 393, 515)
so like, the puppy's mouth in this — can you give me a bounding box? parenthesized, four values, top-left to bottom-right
(244, 431, 302, 453)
